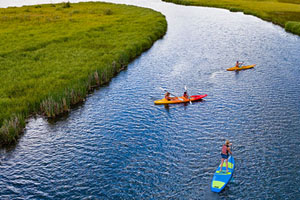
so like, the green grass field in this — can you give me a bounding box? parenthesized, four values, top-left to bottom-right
(163, 0, 300, 36)
(0, 2, 167, 145)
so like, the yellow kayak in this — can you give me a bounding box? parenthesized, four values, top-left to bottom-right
(154, 95, 207, 105)
(227, 64, 256, 71)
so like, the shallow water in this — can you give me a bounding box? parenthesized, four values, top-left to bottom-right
(1, 0, 300, 199)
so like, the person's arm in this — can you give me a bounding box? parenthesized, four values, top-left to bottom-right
(228, 146, 232, 154)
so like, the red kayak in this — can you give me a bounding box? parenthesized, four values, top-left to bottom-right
(154, 94, 207, 105)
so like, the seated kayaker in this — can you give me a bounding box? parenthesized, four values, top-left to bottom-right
(219, 140, 232, 173)
(165, 92, 177, 101)
(183, 91, 189, 99)
(235, 61, 243, 68)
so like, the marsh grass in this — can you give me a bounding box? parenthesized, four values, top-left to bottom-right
(163, 0, 300, 36)
(285, 21, 300, 34)
(0, 2, 167, 145)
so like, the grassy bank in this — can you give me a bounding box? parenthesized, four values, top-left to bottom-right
(163, 0, 300, 36)
(0, 2, 167, 145)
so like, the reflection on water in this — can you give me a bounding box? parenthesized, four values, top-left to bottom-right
(1, 0, 300, 199)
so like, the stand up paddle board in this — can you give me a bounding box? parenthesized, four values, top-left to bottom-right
(211, 155, 235, 193)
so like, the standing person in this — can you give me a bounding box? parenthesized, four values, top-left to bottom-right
(219, 140, 232, 173)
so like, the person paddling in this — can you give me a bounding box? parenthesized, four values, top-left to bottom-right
(165, 92, 177, 101)
(235, 61, 243, 68)
(183, 91, 189, 99)
(219, 140, 232, 173)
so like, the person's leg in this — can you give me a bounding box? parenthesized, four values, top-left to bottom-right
(220, 158, 225, 172)
(225, 158, 229, 173)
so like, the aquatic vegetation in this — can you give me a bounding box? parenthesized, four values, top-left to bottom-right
(0, 2, 167, 145)
(163, 0, 300, 36)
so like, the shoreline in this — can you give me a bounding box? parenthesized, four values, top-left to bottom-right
(162, 0, 300, 36)
(0, 2, 167, 146)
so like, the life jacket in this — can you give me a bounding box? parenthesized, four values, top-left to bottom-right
(221, 144, 228, 155)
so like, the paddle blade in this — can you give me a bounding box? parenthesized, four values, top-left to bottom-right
(159, 87, 168, 93)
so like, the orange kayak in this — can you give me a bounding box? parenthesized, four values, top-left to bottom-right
(154, 94, 207, 105)
(227, 64, 256, 71)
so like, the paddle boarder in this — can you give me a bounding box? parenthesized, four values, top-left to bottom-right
(220, 140, 232, 173)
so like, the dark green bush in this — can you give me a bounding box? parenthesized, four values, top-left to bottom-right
(62, 2, 71, 8)
(285, 21, 300, 35)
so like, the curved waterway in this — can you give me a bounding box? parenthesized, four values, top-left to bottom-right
(1, 0, 300, 199)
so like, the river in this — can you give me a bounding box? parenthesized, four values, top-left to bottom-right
(1, 0, 300, 199)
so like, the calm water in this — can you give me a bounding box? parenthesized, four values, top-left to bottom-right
(1, 0, 300, 199)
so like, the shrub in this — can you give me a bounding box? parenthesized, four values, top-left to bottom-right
(285, 21, 300, 35)
(62, 2, 71, 8)
(104, 9, 113, 15)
